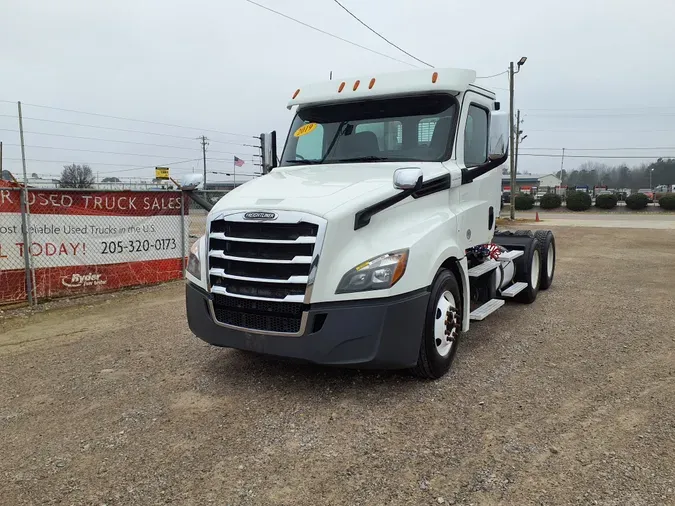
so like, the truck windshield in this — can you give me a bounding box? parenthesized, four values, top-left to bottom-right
(280, 94, 458, 166)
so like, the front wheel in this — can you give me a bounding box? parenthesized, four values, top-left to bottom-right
(412, 269, 463, 380)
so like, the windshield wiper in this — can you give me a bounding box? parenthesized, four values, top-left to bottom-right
(329, 156, 393, 163)
(284, 159, 322, 164)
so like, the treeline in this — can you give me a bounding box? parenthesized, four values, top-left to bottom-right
(556, 158, 675, 189)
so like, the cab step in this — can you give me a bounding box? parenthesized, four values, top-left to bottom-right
(469, 298, 505, 321)
(498, 250, 523, 261)
(500, 282, 528, 298)
(468, 261, 499, 277)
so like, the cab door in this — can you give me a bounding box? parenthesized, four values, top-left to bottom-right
(455, 91, 499, 249)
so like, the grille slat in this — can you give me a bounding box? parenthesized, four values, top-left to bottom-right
(209, 258, 310, 280)
(208, 213, 324, 334)
(210, 220, 318, 240)
(209, 232, 316, 245)
(209, 268, 309, 285)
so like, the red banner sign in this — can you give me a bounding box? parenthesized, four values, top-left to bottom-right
(0, 189, 188, 304)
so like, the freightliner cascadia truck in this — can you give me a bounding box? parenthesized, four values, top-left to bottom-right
(184, 68, 556, 380)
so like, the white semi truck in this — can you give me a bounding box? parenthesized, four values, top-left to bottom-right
(184, 68, 556, 379)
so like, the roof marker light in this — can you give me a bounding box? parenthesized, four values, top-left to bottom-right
(353, 80, 360, 91)
(368, 78, 376, 89)
(292, 89, 301, 99)
(432, 72, 438, 83)
(338, 82, 346, 93)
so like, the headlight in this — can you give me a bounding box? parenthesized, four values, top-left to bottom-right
(336, 249, 408, 294)
(187, 238, 201, 280)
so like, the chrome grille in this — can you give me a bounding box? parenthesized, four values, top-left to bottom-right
(207, 211, 326, 335)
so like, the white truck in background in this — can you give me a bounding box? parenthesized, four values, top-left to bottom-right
(184, 68, 556, 380)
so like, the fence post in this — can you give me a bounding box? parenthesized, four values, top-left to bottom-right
(180, 191, 186, 278)
(19, 190, 34, 306)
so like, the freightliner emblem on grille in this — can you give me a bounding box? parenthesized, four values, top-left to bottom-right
(243, 211, 277, 220)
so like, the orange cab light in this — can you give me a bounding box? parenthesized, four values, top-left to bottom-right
(368, 78, 376, 89)
(353, 80, 360, 91)
(392, 251, 409, 286)
(292, 89, 301, 99)
(432, 72, 438, 83)
(338, 82, 346, 93)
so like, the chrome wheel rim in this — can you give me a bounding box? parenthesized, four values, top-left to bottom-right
(434, 291, 459, 357)
(547, 242, 555, 277)
(531, 249, 541, 288)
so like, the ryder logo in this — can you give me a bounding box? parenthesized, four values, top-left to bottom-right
(61, 273, 107, 288)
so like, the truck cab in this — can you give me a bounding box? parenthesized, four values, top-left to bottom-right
(185, 68, 556, 379)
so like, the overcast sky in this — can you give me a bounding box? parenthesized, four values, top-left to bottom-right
(1, 0, 674, 182)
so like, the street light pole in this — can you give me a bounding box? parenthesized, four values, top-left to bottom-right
(509, 62, 516, 220)
(650, 168, 653, 190)
(508, 57, 527, 220)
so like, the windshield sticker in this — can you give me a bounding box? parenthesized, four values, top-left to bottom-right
(294, 123, 318, 137)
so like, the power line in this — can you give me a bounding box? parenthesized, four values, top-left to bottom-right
(476, 70, 508, 79)
(0, 100, 259, 139)
(4, 157, 201, 172)
(526, 128, 675, 133)
(2, 143, 199, 159)
(0, 114, 256, 147)
(524, 105, 675, 112)
(523, 112, 675, 118)
(1, 142, 250, 158)
(521, 146, 675, 151)
(330, 0, 432, 67)
(519, 153, 675, 159)
(242, 0, 417, 68)
(210, 171, 262, 177)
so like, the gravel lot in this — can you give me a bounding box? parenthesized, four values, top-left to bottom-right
(1, 226, 674, 506)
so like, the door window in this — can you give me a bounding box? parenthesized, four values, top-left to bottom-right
(464, 105, 488, 167)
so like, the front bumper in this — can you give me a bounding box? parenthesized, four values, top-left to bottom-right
(186, 282, 429, 369)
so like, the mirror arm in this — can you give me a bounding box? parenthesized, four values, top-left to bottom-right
(183, 189, 213, 212)
(354, 176, 422, 230)
(461, 151, 509, 185)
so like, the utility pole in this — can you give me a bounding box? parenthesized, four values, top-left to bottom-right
(560, 148, 565, 183)
(199, 136, 209, 189)
(0, 141, 3, 174)
(508, 57, 528, 220)
(509, 62, 516, 220)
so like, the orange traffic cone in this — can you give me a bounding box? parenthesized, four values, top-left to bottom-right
(535, 212, 540, 222)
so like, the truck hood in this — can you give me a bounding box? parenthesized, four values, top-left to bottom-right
(211, 164, 403, 217)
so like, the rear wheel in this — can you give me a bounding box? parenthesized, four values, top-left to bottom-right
(412, 269, 462, 380)
(534, 230, 556, 290)
(514, 236, 541, 304)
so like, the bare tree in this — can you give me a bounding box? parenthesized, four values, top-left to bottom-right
(59, 164, 95, 188)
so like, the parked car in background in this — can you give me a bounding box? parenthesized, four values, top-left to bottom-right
(502, 191, 511, 204)
(638, 189, 654, 202)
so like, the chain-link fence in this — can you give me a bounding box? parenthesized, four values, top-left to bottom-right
(0, 186, 189, 306)
(184, 190, 230, 245)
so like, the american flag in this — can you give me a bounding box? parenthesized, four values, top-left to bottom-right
(234, 156, 245, 167)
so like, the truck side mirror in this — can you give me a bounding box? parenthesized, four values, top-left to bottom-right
(460, 110, 510, 185)
(393, 167, 423, 191)
(488, 111, 509, 161)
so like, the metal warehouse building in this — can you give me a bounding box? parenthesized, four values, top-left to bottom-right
(502, 173, 562, 192)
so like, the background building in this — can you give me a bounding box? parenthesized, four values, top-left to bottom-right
(502, 173, 562, 193)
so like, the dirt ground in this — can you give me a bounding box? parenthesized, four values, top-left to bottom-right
(1, 226, 674, 506)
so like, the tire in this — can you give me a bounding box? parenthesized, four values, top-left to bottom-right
(534, 230, 555, 290)
(513, 236, 541, 304)
(412, 269, 462, 380)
